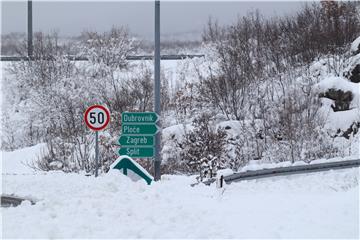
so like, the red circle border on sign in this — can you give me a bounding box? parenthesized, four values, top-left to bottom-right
(84, 105, 111, 131)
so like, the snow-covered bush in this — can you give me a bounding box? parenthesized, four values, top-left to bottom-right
(173, 82, 203, 122)
(80, 30, 169, 133)
(80, 27, 136, 76)
(4, 32, 77, 149)
(178, 113, 227, 180)
(269, 74, 339, 163)
(3, 30, 144, 174)
(221, 123, 255, 170)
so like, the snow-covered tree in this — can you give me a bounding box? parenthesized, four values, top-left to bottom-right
(178, 113, 227, 180)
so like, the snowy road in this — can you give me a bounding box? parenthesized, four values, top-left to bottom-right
(1, 145, 359, 238)
(2, 170, 359, 238)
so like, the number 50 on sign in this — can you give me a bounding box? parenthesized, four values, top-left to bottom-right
(84, 105, 110, 131)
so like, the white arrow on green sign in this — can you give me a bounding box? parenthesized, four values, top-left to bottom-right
(122, 112, 159, 124)
(119, 135, 154, 146)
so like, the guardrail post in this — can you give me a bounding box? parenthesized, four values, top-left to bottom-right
(216, 175, 224, 188)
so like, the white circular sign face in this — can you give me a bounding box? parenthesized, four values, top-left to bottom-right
(84, 105, 110, 131)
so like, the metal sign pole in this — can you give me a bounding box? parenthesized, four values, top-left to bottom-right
(27, 0, 33, 58)
(95, 131, 99, 177)
(84, 105, 110, 177)
(154, 0, 161, 181)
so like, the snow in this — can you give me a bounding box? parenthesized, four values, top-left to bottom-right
(216, 168, 233, 177)
(325, 107, 360, 131)
(162, 123, 193, 142)
(2, 146, 359, 238)
(217, 120, 243, 134)
(239, 155, 359, 173)
(316, 76, 359, 94)
(2, 143, 46, 175)
(315, 76, 360, 108)
(161, 123, 194, 163)
(351, 36, 360, 54)
(309, 58, 328, 77)
(314, 76, 360, 153)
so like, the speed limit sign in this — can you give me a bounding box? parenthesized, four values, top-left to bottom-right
(84, 105, 110, 178)
(84, 105, 110, 131)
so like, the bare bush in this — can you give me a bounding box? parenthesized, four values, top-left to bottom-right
(201, 13, 268, 120)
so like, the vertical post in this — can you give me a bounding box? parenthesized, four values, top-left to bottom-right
(95, 131, 99, 177)
(154, 0, 161, 181)
(27, 0, 33, 58)
(216, 175, 224, 188)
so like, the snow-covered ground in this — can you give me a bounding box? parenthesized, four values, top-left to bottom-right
(1, 145, 359, 238)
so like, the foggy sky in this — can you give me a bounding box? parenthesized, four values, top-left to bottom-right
(1, 1, 305, 39)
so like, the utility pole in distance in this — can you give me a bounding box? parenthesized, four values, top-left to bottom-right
(28, 0, 33, 58)
(154, 0, 161, 181)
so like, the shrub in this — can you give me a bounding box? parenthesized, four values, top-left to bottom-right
(178, 113, 227, 180)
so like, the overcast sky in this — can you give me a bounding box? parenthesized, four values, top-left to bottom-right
(1, 1, 305, 40)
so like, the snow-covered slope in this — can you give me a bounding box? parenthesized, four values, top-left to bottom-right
(2, 143, 46, 175)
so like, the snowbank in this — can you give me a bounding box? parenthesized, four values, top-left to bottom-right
(2, 143, 46, 175)
(2, 167, 358, 238)
(1, 145, 359, 238)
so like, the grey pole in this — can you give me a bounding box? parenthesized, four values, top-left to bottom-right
(95, 131, 99, 177)
(27, 0, 33, 58)
(154, 0, 161, 181)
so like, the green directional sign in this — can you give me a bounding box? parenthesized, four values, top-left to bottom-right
(122, 112, 159, 124)
(119, 147, 154, 158)
(119, 112, 160, 158)
(122, 124, 158, 135)
(119, 135, 154, 146)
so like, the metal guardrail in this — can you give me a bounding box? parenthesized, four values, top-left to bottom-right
(201, 159, 360, 186)
(1, 194, 36, 207)
(0, 54, 205, 62)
